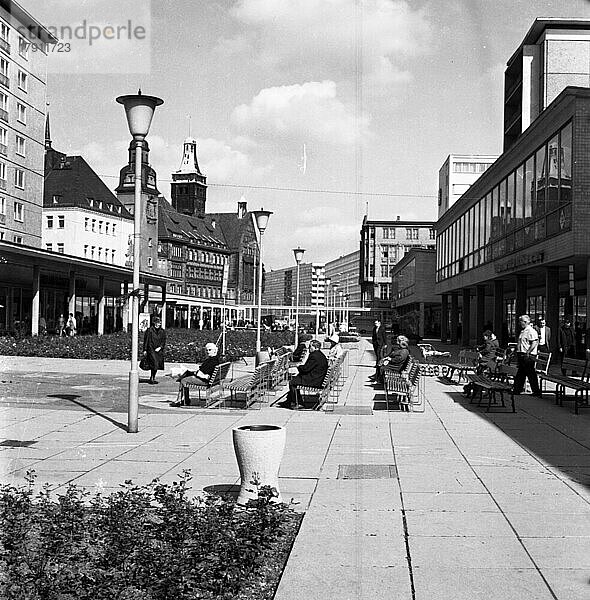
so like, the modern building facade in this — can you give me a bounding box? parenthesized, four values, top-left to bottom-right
(0, 0, 54, 246)
(360, 216, 436, 321)
(391, 248, 440, 338)
(325, 250, 362, 309)
(435, 19, 590, 348)
(263, 262, 325, 309)
(438, 154, 497, 218)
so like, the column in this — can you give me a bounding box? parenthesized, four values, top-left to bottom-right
(161, 285, 167, 329)
(68, 271, 76, 317)
(546, 266, 559, 354)
(476, 285, 486, 337)
(450, 291, 459, 345)
(122, 281, 129, 333)
(461, 288, 471, 347)
(418, 302, 425, 339)
(31, 265, 40, 336)
(97, 276, 105, 335)
(493, 280, 504, 345)
(440, 294, 449, 343)
(515, 274, 527, 317)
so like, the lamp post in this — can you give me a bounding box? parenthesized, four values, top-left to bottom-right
(325, 277, 331, 335)
(332, 283, 338, 332)
(313, 265, 322, 338)
(292, 247, 305, 348)
(339, 290, 343, 325)
(253, 209, 272, 354)
(116, 90, 163, 434)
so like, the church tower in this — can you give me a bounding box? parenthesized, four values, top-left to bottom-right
(115, 140, 160, 272)
(171, 137, 207, 216)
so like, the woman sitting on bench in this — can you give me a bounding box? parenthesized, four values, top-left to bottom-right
(170, 343, 220, 407)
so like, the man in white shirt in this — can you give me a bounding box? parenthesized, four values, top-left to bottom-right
(535, 317, 551, 354)
(513, 314, 542, 397)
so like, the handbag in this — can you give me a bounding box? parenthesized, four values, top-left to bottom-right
(139, 356, 150, 371)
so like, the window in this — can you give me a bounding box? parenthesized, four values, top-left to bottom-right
(84, 217, 89, 230)
(112, 223, 116, 236)
(0, 22, 9, 43)
(18, 36, 28, 58)
(57, 243, 64, 254)
(52, 195, 59, 204)
(0, 231, 4, 240)
(13, 201, 23, 221)
(0, 126, 6, 152)
(16, 103, 25, 124)
(17, 70, 27, 91)
(14, 168, 24, 188)
(148, 237, 152, 248)
(46, 243, 52, 251)
(105, 222, 110, 235)
(380, 265, 390, 277)
(91, 246, 95, 259)
(15, 135, 25, 156)
(147, 256, 153, 268)
(13, 234, 22, 244)
(98, 220, 103, 233)
(46, 215, 53, 228)
(0, 196, 4, 214)
(406, 228, 418, 240)
(91, 219, 96, 232)
(0, 161, 6, 184)
(0, 57, 8, 79)
(0, 91, 7, 117)
(111, 249, 115, 263)
(84, 245, 88, 257)
(58, 215, 64, 228)
(429, 228, 436, 239)
(98, 247, 102, 261)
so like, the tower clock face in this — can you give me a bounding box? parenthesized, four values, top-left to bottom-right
(146, 197, 158, 223)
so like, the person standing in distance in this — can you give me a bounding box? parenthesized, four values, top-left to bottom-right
(535, 316, 552, 354)
(513, 314, 542, 398)
(370, 319, 387, 381)
(143, 316, 166, 385)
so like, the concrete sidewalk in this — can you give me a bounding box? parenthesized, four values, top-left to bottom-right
(1, 344, 590, 599)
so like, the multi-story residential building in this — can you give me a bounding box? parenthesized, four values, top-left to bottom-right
(438, 154, 498, 218)
(0, 0, 54, 246)
(360, 216, 436, 322)
(325, 250, 362, 309)
(43, 132, 133, 266)
(435, 19, 590, 347)
(263, 262, 325, 309)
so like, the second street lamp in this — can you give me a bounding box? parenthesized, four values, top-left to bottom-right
(253, 209, 272, 357)
(116, 90, 163, 434)
(292, 247, 305, 348)
(325, 277, 331, 335)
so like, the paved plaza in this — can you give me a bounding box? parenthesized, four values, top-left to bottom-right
(1, 341, 589, 599)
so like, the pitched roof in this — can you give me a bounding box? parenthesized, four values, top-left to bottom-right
(158, 199, 228, 250)
(207, 211, 254, 251)
(44, 150, 132, 219)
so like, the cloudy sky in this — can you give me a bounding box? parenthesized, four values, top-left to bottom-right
(21, 0, 589, 269)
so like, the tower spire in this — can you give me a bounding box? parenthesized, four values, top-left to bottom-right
(44, 106, 52, 150)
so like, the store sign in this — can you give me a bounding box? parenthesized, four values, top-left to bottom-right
(494, 251, 545, 274)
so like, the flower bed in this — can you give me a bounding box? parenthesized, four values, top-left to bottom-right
(0, 471, 302, 600)
(0, 329, 312, 362)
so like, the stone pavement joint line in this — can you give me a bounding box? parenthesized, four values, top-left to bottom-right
(1, 342, 590, 599)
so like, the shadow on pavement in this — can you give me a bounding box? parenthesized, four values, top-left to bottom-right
(47, 394, 128, 432)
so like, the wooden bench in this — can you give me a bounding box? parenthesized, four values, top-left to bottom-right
(294, 364, 336, 410)
(224, 363, 266, 408)
(465, 373, 515, 412)
(442, 350, 479, 383)
(177, 362, 232, 408)
(538, 357, 590, 414)
(384, 359, 421, 411)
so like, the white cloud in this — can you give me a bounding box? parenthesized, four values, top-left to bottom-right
(232, 81, 370, 146)
(225, 0, 431, 86)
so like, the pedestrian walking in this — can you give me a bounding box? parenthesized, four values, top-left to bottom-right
(535, 316, 552, 354)
(558, 316, 576, 374)
(370, 319, 387, 381)
(66, 313, 77, 337)
(143, 316, 166, 384)
(513, 314, 542, 397)
(57, 313, 65, 337)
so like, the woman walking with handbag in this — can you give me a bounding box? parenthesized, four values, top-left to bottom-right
(142, 316, 166, 384)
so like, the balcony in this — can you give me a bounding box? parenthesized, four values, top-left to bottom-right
(0, 38, 9, 55)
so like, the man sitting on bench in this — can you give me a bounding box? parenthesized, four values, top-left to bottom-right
(170, 342, 220, 407)
(280, 339, 328, 409)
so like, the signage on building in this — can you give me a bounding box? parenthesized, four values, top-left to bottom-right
(139, 312, 151, 332)
(494, 251, 545, 274)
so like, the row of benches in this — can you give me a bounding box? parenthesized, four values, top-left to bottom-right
(178, 348, 349, 411)
(383, 357, 423, 412)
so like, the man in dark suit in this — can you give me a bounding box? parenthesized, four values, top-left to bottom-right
(281, 340, 329, 408)
(535, 317, 552, 354)
(370, 319, 387, 380)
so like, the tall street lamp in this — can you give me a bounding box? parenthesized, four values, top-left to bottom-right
(332, 283, 338, 332)
(117, 90, 163, 434)
(325, 277, 331, 334)
(253, 209, 272, 356)
(339, 290, 344, 325)
(313, 264, 322, 338)
(292, 247, 305, 348)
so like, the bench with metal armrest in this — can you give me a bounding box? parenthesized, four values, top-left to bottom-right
(538, 357, 590, 414)
(294, 364, 337, 410)
(176, 362, 232, 408)
(442, 350, 479, 383)
(225, 363, 267, 409)
(465, 372, 515, 413)
(383, 358, 421, 410)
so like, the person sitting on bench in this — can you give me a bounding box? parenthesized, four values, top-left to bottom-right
(170, 343, 220, 407)
(280, 339, 328, 409)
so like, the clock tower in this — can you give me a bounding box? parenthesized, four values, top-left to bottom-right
(171, 137, 207, 216)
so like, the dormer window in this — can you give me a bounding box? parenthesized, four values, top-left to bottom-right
(117, 206, 121, 214)
(88, 198, 94, 207)
(98, 201, 103, 210)
(52, 195, 59, 204)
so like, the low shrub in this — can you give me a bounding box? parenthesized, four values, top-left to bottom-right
(0, 329, 312, 362)
(0, 470, 301, 600)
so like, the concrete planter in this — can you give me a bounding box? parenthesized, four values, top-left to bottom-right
(232, 424, 286, 505)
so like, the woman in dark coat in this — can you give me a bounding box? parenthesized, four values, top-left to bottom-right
(143, 316, 166, 384)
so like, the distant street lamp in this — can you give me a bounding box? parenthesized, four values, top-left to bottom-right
(332, 283, 339, 331)
(325, 277, 331, 334)
(253, 209, 272, 355)
(292, 247, 305, 348)
(339, 290, 344, 325)
(117, 90, 163, 434)
(313, 264, 322, 338)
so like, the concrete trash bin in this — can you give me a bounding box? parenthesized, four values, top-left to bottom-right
(232, 424, 286, 505)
